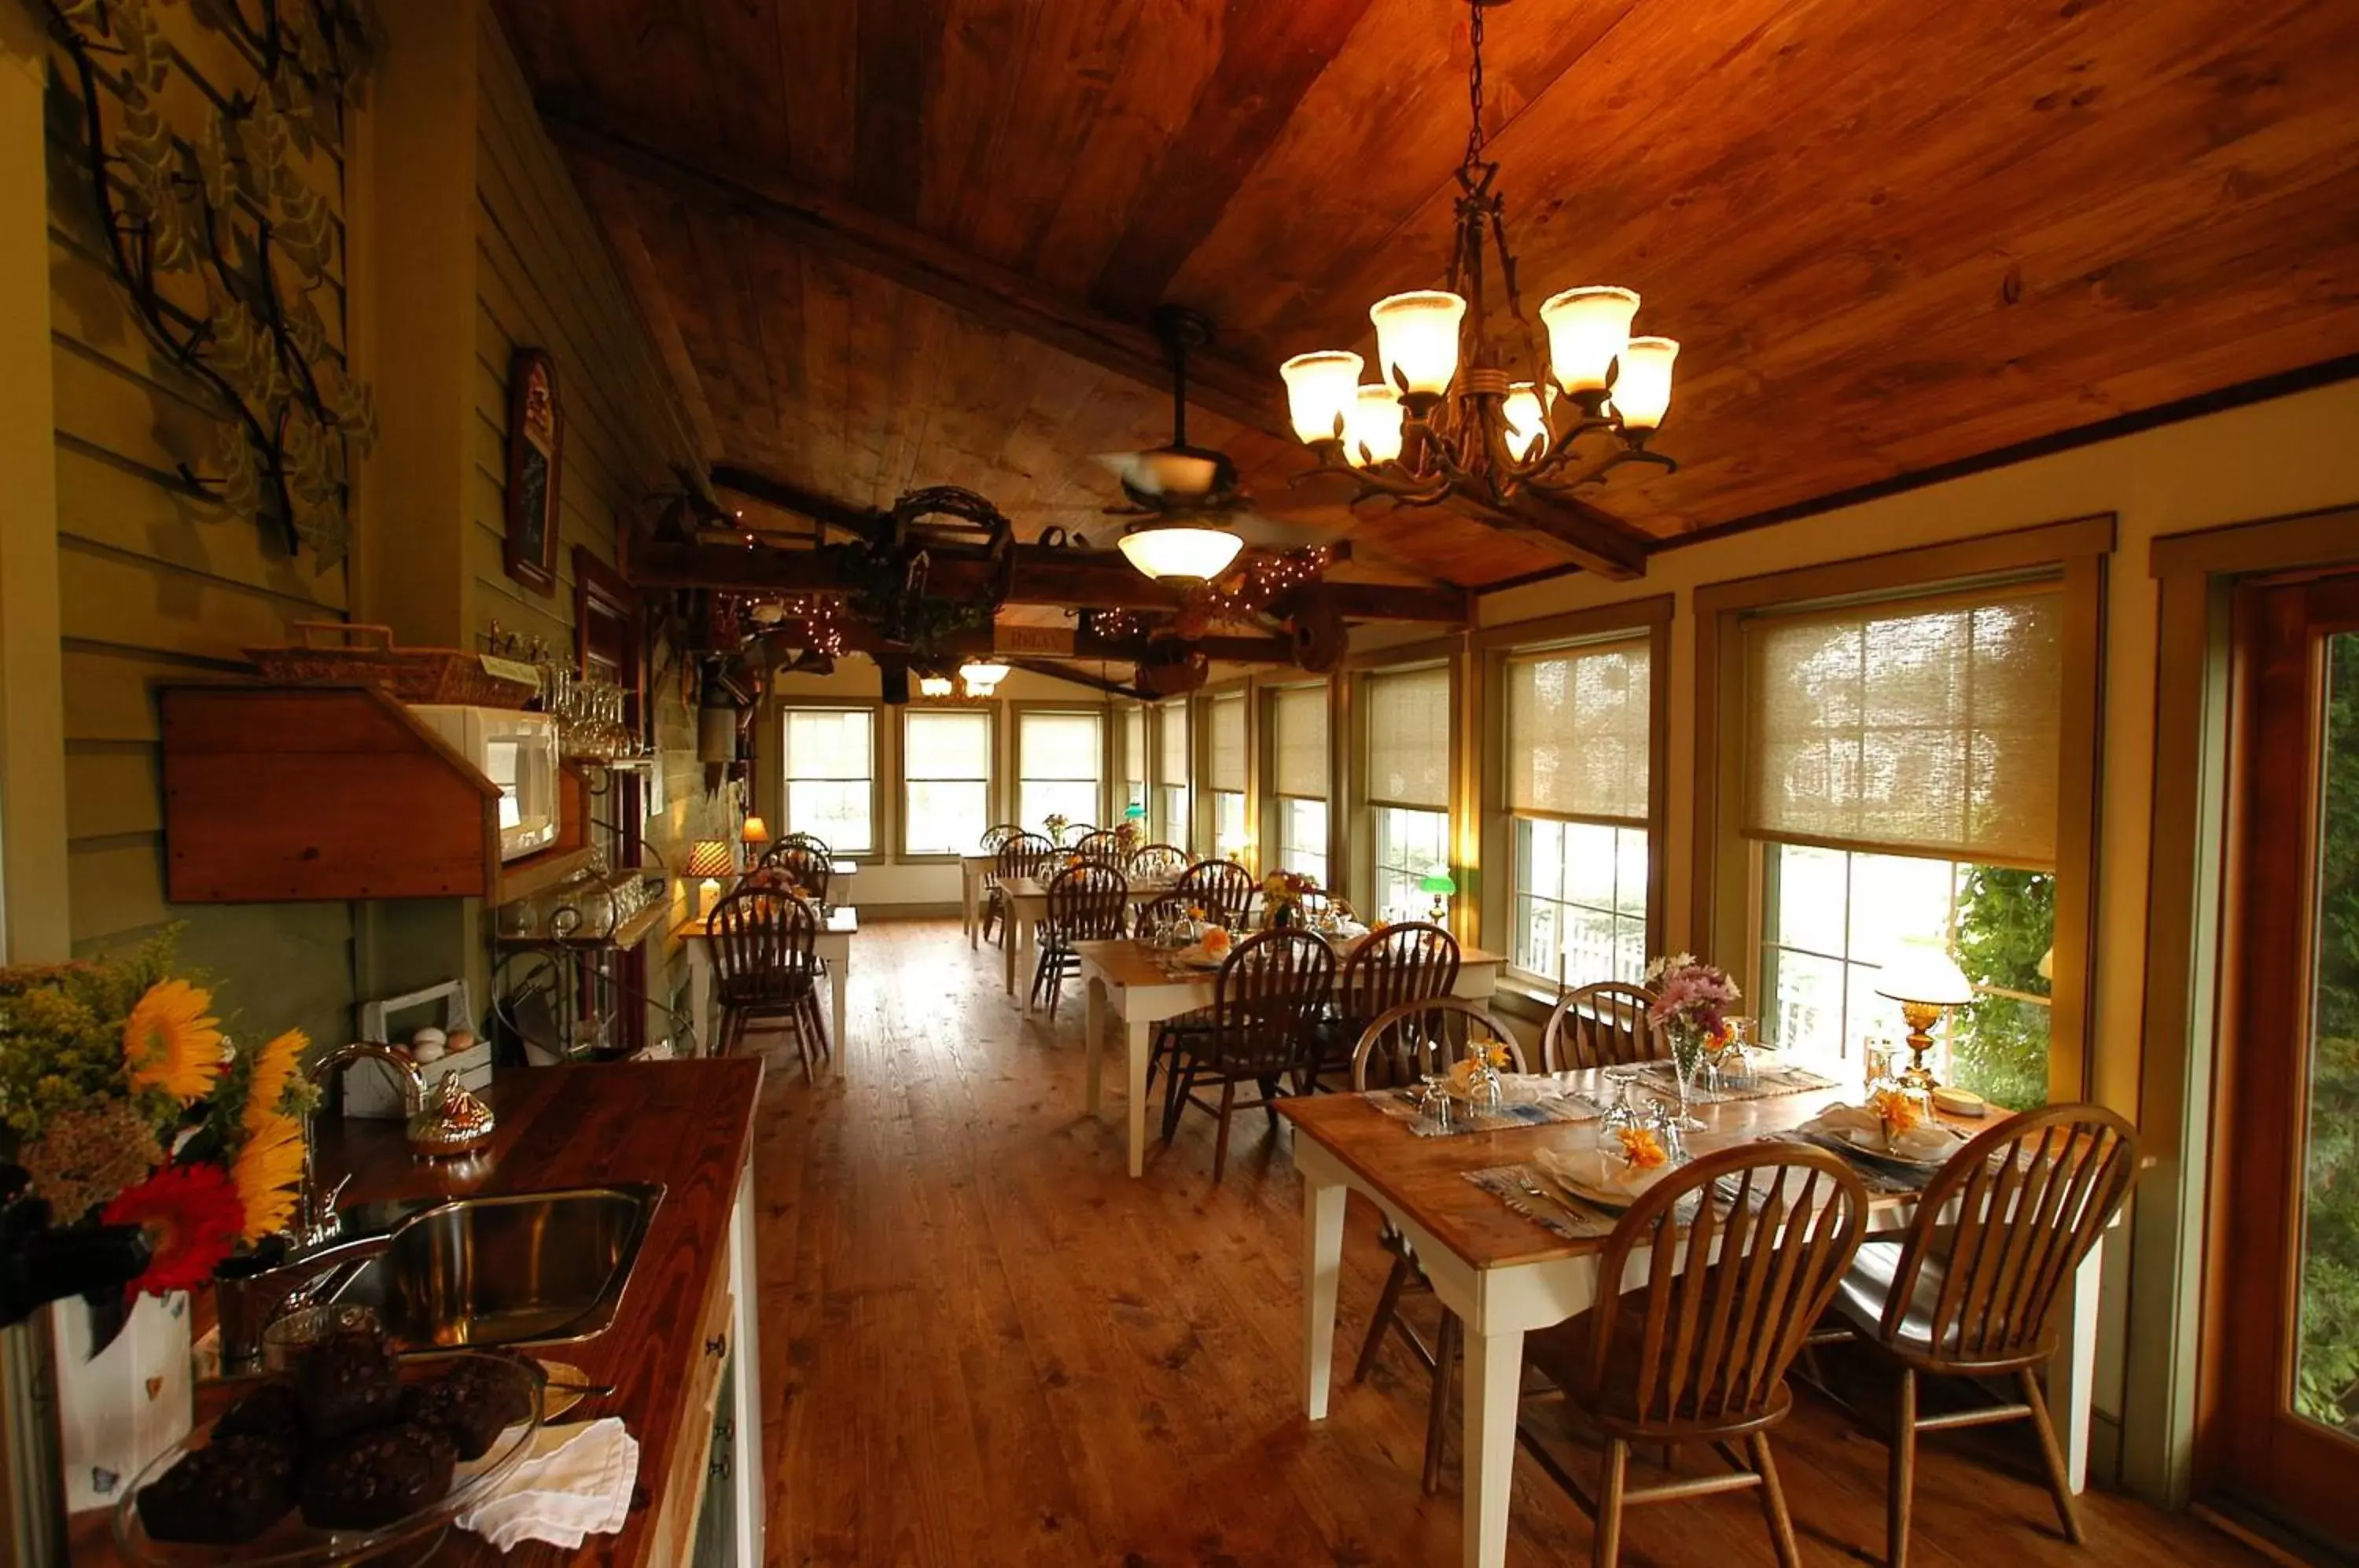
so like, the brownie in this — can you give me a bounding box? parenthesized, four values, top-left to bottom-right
(401, 1372, 511, 1460)
(293, 1327, 403, 1441)
(444, 1353, 535, 1427)
(138, 1434, 296, 1544)
(213, 1382, 304, 1449)
(298, 1422, 458, 1530)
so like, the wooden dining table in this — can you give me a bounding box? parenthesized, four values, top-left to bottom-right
(1276, 1074, 2112, 1568)
(999, 874, 1180, 1009)
(1072, 937, 1507, 1177)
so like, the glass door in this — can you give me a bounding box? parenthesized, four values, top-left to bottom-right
(2210, 572, 2359, 1546)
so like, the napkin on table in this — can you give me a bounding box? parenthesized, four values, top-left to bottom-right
(1811, 1104, 1959, 1163)
(455, 1416, 639, 1552)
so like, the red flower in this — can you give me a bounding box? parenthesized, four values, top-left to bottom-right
(101, 1164, 244, 1297)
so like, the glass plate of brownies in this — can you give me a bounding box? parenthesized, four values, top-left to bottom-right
(112, 1328, 546, 1566)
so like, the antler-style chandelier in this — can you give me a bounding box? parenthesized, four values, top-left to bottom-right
(1279, 0, 1679, 515)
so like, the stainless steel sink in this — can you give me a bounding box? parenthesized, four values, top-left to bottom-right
(329, 1183, 663, 1349)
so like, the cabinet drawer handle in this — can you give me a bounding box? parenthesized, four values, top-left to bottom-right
(705, 1334, 727, 1358)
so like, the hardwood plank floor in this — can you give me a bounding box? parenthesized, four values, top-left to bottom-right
(745, 921, 2267, 1567)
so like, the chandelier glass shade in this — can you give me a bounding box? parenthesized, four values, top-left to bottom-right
(1116, 521, 1246, 583)
(957, 660, 1010, 698)
(1278, 0, 1680, 516)
(917, 674, 955, 698)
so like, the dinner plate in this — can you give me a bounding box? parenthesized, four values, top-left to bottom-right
(1798, 1113, 1967, 1172)
(1534, 1145, 1683, 1213)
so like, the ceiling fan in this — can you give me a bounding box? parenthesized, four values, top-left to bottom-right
(1097, 305, 1345, 581)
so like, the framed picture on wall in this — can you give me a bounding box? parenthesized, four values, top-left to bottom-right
(502, 348, 562, 594)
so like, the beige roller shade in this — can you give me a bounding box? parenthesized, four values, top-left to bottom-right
(1123, 705, 1146, 788)
(1272, 684, 1328, 798)
(1742, 583, 2063, 867)
(1507, 638, 1650, 826)
(1364, 666, 1450, 809)
(1208, 693, 1246, 793)
(1157, 701, 1189, 782)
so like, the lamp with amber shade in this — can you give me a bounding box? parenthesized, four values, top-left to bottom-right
(1875, 944, 1976, 1089)
(739, 814, 771, 870)
(685, 840, 735, 922)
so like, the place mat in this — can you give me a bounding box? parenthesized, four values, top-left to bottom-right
(1628, 1060, 1840, 1104)
(1463, 1165, 1619, 1240)
(1365, 1077, 1609, 1137)
(1757, 1128, 1936, 1193)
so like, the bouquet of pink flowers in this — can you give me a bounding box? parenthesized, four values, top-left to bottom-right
(1643, 953, 1741, 1037)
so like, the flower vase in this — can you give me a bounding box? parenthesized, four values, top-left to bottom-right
(1665, 1025, 1709, 1129)
(1272, 903, 1294, 929)
(53, 1290, 193, 1511)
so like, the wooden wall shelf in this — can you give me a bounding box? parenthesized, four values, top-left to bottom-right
(161, 684, 510, 904)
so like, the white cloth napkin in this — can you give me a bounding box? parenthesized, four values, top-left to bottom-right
(455, 1417, 639, 1552)
(1810, 1104, 1960, 1163)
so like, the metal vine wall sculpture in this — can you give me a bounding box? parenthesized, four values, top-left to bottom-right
(46, 0, 385, 565)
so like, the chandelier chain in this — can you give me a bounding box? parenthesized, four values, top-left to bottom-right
(1464, 0, 1486, 171)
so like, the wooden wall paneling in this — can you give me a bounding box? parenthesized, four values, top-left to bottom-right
(852, 0, 936, 225)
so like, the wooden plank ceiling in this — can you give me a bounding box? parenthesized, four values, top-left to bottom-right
(499, 0, 2359, 591)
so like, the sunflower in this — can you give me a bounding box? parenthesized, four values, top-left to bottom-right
(241, 1027, 309, 1133)
(101, 1162, 244, 1297)
(230, 1119, 306, 1243)
(121, 979, 224, 1102)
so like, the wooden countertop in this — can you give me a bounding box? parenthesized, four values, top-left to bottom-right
(70, 1058, 763, 1568)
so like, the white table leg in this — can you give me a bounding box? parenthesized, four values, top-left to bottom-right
(1003, 909, 1021, 998)
(1084, 977, 1106, 1113)
(830, 952, 848, 1051)
(963, 867, 979, 948)
(1018, 914, 1039, 1014)
(1125, 1018, 1153, 1178)
(1462, 1324, 1526, 1568)
(2046, 1234, 2104, 1493)
(1301, 1177, 1348, 1420)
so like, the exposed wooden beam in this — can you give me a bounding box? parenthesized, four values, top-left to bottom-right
(764, 622, 1298, 666)
(628, 541, 1467, 622)
(1003, 660, 1148, 701)
(542, 108, 1291, 440)
(711, 464, 878, 539)
(1345, 487, 1649, 581)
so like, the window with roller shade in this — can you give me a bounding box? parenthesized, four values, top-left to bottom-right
(1157, 701, 1191, 850)
(1507, 639, 1651, 988)
(1271, 683, 1330, 886)
(1364, 666, 1451, 922)
(1017, 710, 1103, 837)
(781, 707, 874, 854)
(900, 709, 992, 855)
(1121, 705, 1147, 818)
(1743, 583, 2063, 1104)
(1208, 692, 1247, 859)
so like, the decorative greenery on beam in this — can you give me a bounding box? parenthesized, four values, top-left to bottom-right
(46, 0, 384, 565)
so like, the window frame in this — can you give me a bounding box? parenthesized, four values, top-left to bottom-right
(1011, 701, 1109, 837)
(1154, 697, 1191, 850)
(777, 700, 881, 856)
(1475, 598, 1672, 997)
(1347, 646, 1462, 925)
(895, 702, 997, 862)
(1691, 516, 2111, 1104)
(1195, 679, 1253, 865)
(1263, 678, 1334, 886)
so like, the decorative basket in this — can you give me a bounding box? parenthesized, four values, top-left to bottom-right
(245, 621, 538, 708)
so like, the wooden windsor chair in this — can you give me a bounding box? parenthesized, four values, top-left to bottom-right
(1820, 1102, 2140, 1568)
(1310, 922, 1461, 1087)
(707, 886, 830, 1078)
(1069, 828, 1124, 865)
(1127, 842, 1188, 881)
(1176, 858, 1256, 928)
(1345, 997, 1524, 1493)
(1518, 1143, 1871, 1567)
(1157, 928, 1334, 1183)
(1029, 862, 1128, 1017)
(1540, 980, 1667, 1071)
(981, 831, 1053, 947)
(762, 841, 832, 902)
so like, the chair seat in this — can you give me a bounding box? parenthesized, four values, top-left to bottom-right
(1832, 1237, 2056, 1371)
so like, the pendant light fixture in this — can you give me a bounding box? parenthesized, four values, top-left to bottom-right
(1278, 0, 1680, 517)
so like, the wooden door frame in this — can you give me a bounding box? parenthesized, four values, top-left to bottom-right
(2131, 505, 2359, 1513)
(574, 546, 647, 1052)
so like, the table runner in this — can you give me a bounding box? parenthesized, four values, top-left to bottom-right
(1624, 1060, 1840, 1104)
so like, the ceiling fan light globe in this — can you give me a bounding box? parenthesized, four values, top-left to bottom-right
(1539, 285, 1640, 394)
(1501, 381, 1550, 462)
(1279, 351, 1364, 445)
(1344, 384, 1407, 469)
(957, 660, 1010, 695)
(1611, 336, 1679, 430)
(1118, 523, 1245, 583)
(1370, 290, 1466, 398)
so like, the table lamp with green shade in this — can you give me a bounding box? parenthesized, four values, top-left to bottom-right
(1875, 942, 1976, 1088)
(1124, 801, 1146, 821)
(1420, 870, 1457, 926)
